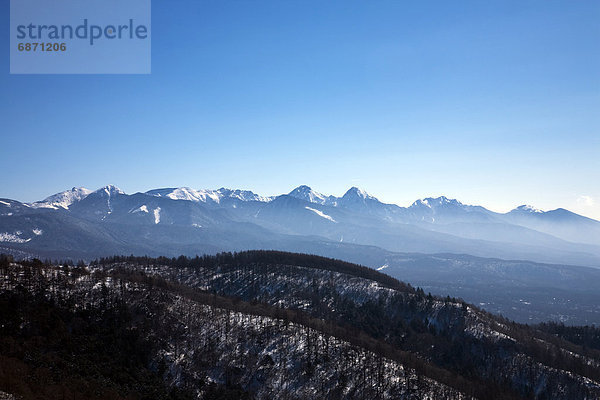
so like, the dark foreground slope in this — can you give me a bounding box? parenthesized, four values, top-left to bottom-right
(1, 252, 599, 399)
(0, 256, 465, 400)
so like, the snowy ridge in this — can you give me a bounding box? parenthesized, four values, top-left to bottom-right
(22, 184, 576, 223)
(95, 185, 124, 196)
(29, 187, 92, 209)
(146, 187, 272, 204)
(217, 188, 273, 202)
(146, 187, 221, 203)
(411, 196, 463, 209)
(6, 183, 599, 260)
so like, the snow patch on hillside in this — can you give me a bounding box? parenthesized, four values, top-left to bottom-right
(305, 207, 336, 222)
(154, 207, 161, 224)
(131, 205, 149, 214)
(0, 231, 31, 243)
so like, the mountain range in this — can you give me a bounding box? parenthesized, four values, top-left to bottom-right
(2, 184, 600, 325)
(1, 184, 599, 265)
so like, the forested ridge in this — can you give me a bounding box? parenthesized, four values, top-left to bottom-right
(1, 252, 599, 399)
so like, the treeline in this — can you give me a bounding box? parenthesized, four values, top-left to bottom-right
(93, 251, 416, 293)
(535, 321, 600, 351)
(0, 253, 86, 269)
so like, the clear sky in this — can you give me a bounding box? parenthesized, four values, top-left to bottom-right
(1, 1, 599, 219)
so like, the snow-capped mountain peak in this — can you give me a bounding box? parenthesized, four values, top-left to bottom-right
(334, 187, 383, 211)
(411, 199, 432, 209)
(4, 184, 600, 263)
(95, 185, 125, 196)
(146, 187, 272, 204)
(217, 188, 272, 203)
(146, 187, 220, 203)
(288, 185, 330, 204)
(342, 187, 377, 201)
(513, 205, 544, 214)
(29, 187, 92, 209)
(412, 196, 463, 209)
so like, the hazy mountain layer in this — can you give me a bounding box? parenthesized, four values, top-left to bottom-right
(1, 185, 599, 264)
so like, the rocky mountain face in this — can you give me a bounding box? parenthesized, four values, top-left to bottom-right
(1, 252, 599, 400)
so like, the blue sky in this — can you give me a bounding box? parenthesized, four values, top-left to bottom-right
(1, 0, 599, 218)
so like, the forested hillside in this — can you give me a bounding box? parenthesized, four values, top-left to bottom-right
(1, 252, 599, 399)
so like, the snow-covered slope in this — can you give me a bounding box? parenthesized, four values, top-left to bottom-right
(146, 187, 272, 204)
(3, 258, 473, 399)
(216, 187, 273, 202)
(29, 187, 92, 209)
(146, 187, 222, 203)
(288, 185, 336, 205)
(80, 252, 600, 399)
